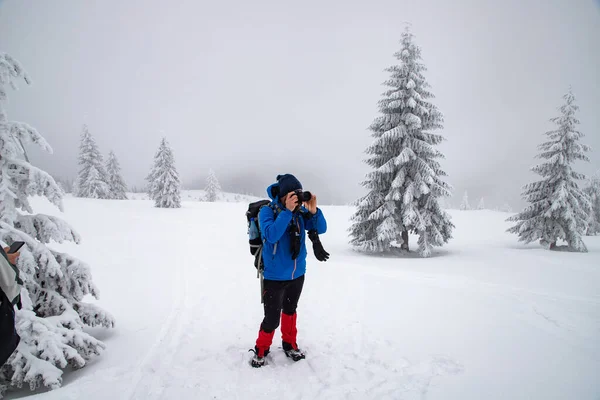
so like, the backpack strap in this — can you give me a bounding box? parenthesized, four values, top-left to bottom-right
(299, 209, 313, 222)
(269, 202, 283, 216)
(268, 203, 282, 256)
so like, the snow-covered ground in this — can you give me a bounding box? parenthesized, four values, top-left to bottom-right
(126, 190, 261, 203)
(5, 197, 600, 400)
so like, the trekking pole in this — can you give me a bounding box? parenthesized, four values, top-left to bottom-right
(259, 269, 264, 304)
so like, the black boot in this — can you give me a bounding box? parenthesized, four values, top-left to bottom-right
(249, 346, 270, 368)
(282, 341, 305, 362)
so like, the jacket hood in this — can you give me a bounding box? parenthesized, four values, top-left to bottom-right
(266, 183, 279, 201)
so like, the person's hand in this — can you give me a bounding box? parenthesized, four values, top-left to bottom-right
(3, 247, 20, 265)
(285, 193, 298, 212)
(305, 194, 318, 215)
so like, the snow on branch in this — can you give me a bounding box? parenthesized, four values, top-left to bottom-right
(3, 309, 106, 392)
(73, 302, 115, 329)
(15, 214, 80, 244)
(6, 159, 63, 211)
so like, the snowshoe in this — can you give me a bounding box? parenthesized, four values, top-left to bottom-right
(249, 346, 269, 368)
(282, 342, 305, 362)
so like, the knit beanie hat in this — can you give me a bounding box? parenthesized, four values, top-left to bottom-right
(276, 174, 302, 197)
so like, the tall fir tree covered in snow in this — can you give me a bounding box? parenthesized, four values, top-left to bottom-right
(507, 90, 591, 251)
(204, 168, 221, 202)
(74, 125, 110, 199)
(0, 53, 114, 395)
(146, 138, 181, 208)
(583, 171, 600, 235)
(460, 191, 470, 210)
(105, 150, 128, 200)
(348, 28, 454, 257)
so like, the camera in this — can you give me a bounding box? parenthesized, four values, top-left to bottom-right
(292, 189, 312, 203)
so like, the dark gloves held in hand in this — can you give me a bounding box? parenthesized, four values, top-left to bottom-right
(308, 230, 330, 262)
(288, 224, 330, 262)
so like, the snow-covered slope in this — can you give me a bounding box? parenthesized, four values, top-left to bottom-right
(5, 199, 600, 400)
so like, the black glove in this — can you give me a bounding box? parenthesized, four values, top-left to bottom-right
(308, 230, 329, 262)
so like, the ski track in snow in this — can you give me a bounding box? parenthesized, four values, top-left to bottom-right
(125, 231, 192, 400)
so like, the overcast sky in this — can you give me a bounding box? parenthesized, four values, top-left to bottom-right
(0, 0, 599, 207)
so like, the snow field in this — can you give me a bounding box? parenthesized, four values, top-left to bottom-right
(8, 197, 600, 400)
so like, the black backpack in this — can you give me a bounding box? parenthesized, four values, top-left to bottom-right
(0, 286, 20, 367)
(246, 200, 278, 271)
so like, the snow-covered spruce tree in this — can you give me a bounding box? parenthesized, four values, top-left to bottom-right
(460, 191, 470, 210)
(584, 171, 600, 235)
(146, 137, 181, 208)
(204, 168, 221, 202)
(105, 150, 127, 200)
(348, 28, 453, 257)
(477, 197, 485, 210)
(507, 90, 591, 251)
(0, 53, 114, 395)
(85, 165, 109, 199)
(74, 125, 110, 199)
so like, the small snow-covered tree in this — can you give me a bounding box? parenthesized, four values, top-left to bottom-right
(507, 89, 591, 251)
(204, 168, 221, 202)
(584, 171, 600, 235)
(0, 52, 114, 395)
(105, 150, 127, 200)
(348, 28, 454, 257)
(460, 191, 470, 210)
(477, 197, 485, 210)
(74, 125, 110, 199)
(146, 137, 181, 208)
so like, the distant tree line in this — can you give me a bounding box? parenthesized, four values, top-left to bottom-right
(73, 126, 224, 208)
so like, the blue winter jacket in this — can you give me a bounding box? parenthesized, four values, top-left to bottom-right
(259, 183, 327, 281)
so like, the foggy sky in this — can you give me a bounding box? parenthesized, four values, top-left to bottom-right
(0, 0, 599, 208)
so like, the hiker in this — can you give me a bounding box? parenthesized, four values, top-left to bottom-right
(1, 245, 22, 367)
(250, 174, 327, 367)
